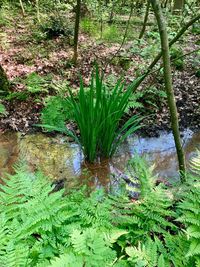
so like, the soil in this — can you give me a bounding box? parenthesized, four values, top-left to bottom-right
(0, 14, 199, 137)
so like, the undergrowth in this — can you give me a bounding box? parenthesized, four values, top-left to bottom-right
(0, 154, 200, 266)
(0, 102, 7, 115)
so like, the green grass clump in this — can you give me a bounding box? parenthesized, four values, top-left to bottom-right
(40, 69, 143, 162)
(67, 69, 142, 162)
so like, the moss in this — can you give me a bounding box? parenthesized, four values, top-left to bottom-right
(0, 65, 9, 95)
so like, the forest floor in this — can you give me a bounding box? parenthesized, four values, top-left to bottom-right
(0, 13, 199, 136)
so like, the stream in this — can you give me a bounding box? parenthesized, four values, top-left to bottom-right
(0, 129, 200, 188)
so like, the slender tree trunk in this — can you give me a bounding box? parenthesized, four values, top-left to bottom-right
(72, 0, 81, 64)
(139, 0, 150, 39)
(108, 2, 115, 24)
(0, 65, 9, 95)
(150, 0, 186, 181)
(36, 0, 40, 22)
(19, 0, 25, 16)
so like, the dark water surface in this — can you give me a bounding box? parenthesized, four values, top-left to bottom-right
(0, 129, 199, 187)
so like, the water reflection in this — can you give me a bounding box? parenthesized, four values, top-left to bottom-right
(0, 129, 199, 187)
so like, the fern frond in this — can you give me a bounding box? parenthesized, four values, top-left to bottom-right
(177, 154, 200, 266)
(190, 150, 200, 174)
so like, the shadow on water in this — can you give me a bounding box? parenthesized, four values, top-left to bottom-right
(0, 129, 199, 188)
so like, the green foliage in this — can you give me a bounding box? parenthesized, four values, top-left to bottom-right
(66, 69, 143, 162)
(125, 86, 167, 114)
(40, 69, 143, 162)
(190, 150, 200, 173)
(0, 164, 124, 267)
(177, 161, 200, 266)
(41, 96, 73, 131)
(4, 91, 29, 101)
(80, 18, 99, 37)
(0, 1, 14, 27)
(170, 47, 184, 70)
(0, 102, 7, 115)
(24, 72, 51, 94)
(192, 23, 200, 34)
(102, 24, 120, 42)
(40, 13, 73, 40)
(1, 154, 200, 266)
(125, 155, 156, 197)
(191, 52, 200, 77)
(4, 73, 52, 101)
(1, 153, 200, 266)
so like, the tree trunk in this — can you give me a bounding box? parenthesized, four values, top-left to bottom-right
(173, 0, 184, 11)
(36, 0, 40, 22)
(150, 0, 186, 181)
(0, 65, 9, 95)
(108, 2, 115, 24)
(72, 0, 81, 64)
(139, 0, 150, 39)
(19, 0, 25, 16)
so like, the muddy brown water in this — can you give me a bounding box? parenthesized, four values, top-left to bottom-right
(0, 129, 199, 188)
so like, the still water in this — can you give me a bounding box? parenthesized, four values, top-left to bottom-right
(0, 129, 199, 187)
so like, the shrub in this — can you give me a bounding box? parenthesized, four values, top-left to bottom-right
(40, 13, 73, 39)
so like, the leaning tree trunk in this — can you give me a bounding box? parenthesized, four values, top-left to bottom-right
(139, 0, 150, 39)
(150, 0, 186, 181)
(0, 65, 9, 95)
(72, 0, 81, 64)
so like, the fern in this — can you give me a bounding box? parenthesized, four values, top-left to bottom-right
(25, 72, 51, 94)
(117, 157, 177, 246)
(125, 238, 170, 267)
(177, 174, 200, 265)
(1, 154, 200, 266)
(190, 150, 200, 174)
(41, 96, 73, 131)
(125, 86, 167, 114)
